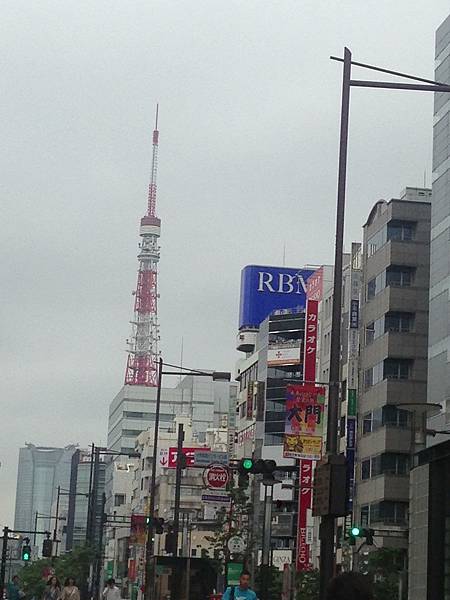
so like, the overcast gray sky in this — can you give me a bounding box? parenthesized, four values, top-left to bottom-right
(1, 0, 449, 524)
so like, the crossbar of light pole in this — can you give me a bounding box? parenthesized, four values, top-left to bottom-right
(350, 80, 450, 92)
(330, 55, 447, 86)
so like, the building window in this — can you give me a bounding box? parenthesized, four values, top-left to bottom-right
(385, 312, 414, 333)
(360, 505, 370, 527)
(387, 220, 416, 242)
(362, 412, 372, 434)
(361, 459, 371, 480)
(382, 405, 409, 428)
(370, 501, 408, 525)
(386, 266, 414, 287)
(367, 278, 377, 300)
(114, 494, 126, 507)
(370, 453, 409, 477)
(365, 323, 375, 345)
(384, 359, 411, 380)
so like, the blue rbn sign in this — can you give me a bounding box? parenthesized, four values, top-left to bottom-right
(239, 265, 314, 329)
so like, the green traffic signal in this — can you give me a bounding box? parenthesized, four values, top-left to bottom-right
(22, 545, 31, 561)
(351, 526, 361, 537)
(242, 459, 253, 471)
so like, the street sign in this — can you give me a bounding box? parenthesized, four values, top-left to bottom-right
(201, 493, 231, 504)
(194, 451, 229, 467)
(227, 562, 243, 586)
(227, 536, 245, 554)
(203, 464, 230, 489)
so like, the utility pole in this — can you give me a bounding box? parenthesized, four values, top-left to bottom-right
(53, 486, 61, 559)
(172, 423, 185, 600)
(0, 527, 10, 598)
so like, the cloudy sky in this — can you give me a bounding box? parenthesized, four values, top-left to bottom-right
(1, 1, 449, 524)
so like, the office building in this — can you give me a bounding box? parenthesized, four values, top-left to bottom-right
(356, 187, 431, 550)
(428, 14, 450, 437)
(108, 378, 237, 454)
(14, 444, 78, 550)
(65, 449, 106, 551)
(235, 264, 315, 573)
(408, 17, 450, 600)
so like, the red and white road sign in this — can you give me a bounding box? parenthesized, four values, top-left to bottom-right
(203, 464, 230, 489)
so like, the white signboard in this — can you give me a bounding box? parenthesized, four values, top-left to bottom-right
(267, 345, 301, 366)
(227, 536, 245, 554)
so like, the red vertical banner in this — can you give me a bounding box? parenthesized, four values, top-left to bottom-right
(296, 458, 313, 571)
(304, 300, 318, 382)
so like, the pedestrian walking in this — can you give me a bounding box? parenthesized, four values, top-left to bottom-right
(102, 579, 121, 600)
(325, 572, 374, 600)
(60, 579, 80, 600)
(6, 576, 25, 600)
(43, 577, 61, 600)
(222, 570, 256, 600)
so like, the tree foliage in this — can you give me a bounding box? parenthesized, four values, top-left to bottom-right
(295, 569, 320, 600)
(366, 548, 406, 600)
(18, 546, 95, 599)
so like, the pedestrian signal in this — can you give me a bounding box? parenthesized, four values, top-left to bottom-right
(22, 545, 31, 562)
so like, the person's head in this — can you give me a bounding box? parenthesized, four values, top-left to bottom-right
(12, 576, 19, 585)
(325, 572, 374, 600)
(64, 578, 76, 588)
(239, 570, 251, 590)
(106, 579, 115, 588)
(48, 577, 60, 588)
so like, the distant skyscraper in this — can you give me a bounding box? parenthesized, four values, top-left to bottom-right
(14, 444, 78, 547)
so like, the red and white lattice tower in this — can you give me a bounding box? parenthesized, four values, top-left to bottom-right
(124, 106, 161, 386)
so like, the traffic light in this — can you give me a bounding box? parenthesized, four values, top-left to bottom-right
(348, 526, 374, 546)
(42, 538, 53, 558)
(237, 458, 279, 485)
(165, 525, 176, 554)
(22, 544, 31, 562)
(153, 517, 165, 534)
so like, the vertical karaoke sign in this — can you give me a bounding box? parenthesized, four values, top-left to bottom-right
(293, 295, 322, 571)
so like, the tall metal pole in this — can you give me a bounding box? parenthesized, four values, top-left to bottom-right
(260, 485, 273, 600)
(0, 527, 9, 599)
(34, 512, 38, 546)
(319, 46, 351, 600)
(171, 423, 185, 600)
(94, 493, 107, 600)
(53, 486, 60, 557)
(144, 356, 164, 600)
(173, 423, 185, 557)
(86, 443, 95, 544)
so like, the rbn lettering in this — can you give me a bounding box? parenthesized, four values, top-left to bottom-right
(258, 272, 307, 294)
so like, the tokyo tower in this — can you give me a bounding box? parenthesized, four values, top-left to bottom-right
(124, 106, 161, 387)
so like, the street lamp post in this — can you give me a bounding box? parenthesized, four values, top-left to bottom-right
(320, 48, 450, 599)
(144, 360, 231, 600)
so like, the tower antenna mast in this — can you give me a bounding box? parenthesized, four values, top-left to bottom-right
(124, 105, 161, 387)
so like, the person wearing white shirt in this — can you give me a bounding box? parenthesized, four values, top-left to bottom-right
(102, 579, 121, 600)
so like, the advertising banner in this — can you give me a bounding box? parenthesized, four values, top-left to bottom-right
(303, 300, 318, 383)
(284, 384, 325, 460)
(130, 515, 146, 545)
(306, 267, 324, 302)
(346, 417, 357, 512)
(159, 447, 211, 469)
(246, 381, 254, 419)
(296, 459, 313, 571)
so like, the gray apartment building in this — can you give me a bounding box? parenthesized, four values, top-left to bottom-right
(356, 187, 431, 549)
